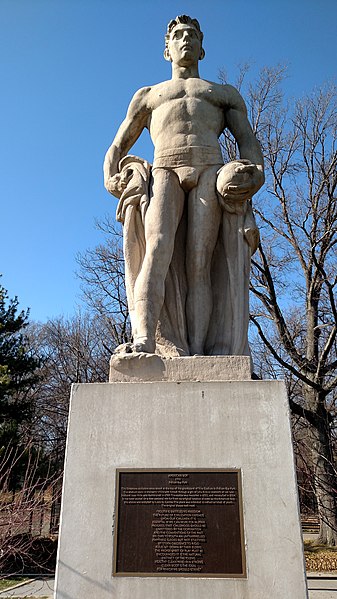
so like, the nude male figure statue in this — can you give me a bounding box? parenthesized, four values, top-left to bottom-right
(103, 15, 264, 355)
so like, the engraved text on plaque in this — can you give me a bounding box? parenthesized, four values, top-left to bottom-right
(113, 469, 245, 577)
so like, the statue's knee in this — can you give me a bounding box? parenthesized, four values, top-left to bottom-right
(187, 252, 212, 280)
(146, 232, 174, 266)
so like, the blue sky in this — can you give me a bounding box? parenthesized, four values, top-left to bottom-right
(1, 0, 336, 322)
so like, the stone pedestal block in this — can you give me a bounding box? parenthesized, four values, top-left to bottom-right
(54, 376, 308, 598)
(109, 354, 252, 382)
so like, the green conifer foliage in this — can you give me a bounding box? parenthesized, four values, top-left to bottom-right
(0, 283, 40, 449)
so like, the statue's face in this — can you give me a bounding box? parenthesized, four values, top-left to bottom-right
(167, 24, 202, 66)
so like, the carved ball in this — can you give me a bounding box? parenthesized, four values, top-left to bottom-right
(216, 161, 250, 198)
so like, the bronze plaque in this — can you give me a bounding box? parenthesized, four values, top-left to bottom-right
(113, 469, 246, 577)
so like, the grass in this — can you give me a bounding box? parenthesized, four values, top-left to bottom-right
(0, 577, 29, 591)
(0, 579, 50, 598)
(304, 540, 337, 572)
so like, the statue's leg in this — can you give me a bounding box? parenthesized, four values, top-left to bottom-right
(133, 168, 185, 353)
(186, 165, 221, 355)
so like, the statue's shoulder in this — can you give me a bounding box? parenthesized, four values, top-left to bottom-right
(131, 85, 153, 102)
(128, 85, 155, 116)
(202, 80, 244, 106)
(132, 80, 172, 101)
(219, 83, 246, 111)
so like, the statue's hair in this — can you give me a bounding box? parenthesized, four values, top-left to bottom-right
(164, 15, 204, 61)
(165, 15, 204, 48)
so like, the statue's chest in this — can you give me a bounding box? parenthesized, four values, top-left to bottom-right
(151, 85, 220, 112)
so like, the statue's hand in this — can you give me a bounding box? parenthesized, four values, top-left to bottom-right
(105, 173, 123, 198)
(224, 163, 264, 201)
(216, 160, 264, 214)
(105, 169, 134, 199)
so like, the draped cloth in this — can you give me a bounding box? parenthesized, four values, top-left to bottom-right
(116, 155, 259, 357)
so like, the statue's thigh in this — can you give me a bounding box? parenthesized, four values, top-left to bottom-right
(145, 169, 185, 240)
(187, 166, 221, 262)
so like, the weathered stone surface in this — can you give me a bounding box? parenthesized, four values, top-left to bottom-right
(55, 380, 308, 598)
(103, 15, 264, 357)
(109, 354, 252, 382)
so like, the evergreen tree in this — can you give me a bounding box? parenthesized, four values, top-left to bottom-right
(0, 283, 40, 462)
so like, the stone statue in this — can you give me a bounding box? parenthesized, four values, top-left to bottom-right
(104, 15, 264, 357)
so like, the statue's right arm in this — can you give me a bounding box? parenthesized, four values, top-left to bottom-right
(103, 87, 151, 197)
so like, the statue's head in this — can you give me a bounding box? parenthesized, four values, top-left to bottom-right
(164, 15, 205, 63)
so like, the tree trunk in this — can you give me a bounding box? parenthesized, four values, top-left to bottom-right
(306, 390, 337, 545)
(313, 425, 337, 545)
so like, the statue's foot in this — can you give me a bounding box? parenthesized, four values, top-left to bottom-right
(132, 336, 155, 354)
(114, 342, 133, 354)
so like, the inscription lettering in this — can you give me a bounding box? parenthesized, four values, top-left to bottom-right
(121, 486, 237, 507)
(152, 509, 206, 572)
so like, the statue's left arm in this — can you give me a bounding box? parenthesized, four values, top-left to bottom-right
(223, 85, 265, 200)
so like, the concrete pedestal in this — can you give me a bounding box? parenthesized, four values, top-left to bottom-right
(55, 374, 308, 598)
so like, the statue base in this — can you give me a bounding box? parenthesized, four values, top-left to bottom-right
(55, 361, 308, 598)
(109, 353, 252, 382)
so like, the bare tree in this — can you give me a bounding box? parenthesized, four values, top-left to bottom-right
(220, 65, 337, 544)
(76, 217, 131, 348)
(0, 444, 61, 575)
(28, 313, 111, 469)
